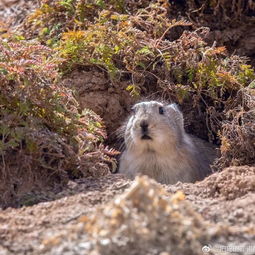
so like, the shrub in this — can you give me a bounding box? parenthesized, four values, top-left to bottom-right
(216, 88, 255, 168)
(0, 38, 115, 207)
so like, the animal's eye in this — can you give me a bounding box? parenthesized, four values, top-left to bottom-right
(159, 106, 164, 115)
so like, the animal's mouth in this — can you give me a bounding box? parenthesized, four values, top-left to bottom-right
(141, 134, 152, 140)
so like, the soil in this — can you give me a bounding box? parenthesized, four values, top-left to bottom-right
(61, 69, 136, 138)
(0, 168, 255, 255)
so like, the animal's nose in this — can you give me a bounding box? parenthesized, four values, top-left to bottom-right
(140, 120, 149, 132)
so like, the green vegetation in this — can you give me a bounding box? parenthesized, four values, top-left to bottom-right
(25, 0, 254, 88)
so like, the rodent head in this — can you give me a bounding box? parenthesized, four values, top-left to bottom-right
(124, 101, 185, 153)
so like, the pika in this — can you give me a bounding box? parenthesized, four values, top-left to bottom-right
(119, 101, 214, 184)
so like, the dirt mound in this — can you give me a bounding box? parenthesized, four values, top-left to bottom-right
(0, 174, 130, 254)
(0, 175, 254, 255)
(38, 176, 214, 255)
(197, 166, 255, 200)
(84, 176, 211, 255)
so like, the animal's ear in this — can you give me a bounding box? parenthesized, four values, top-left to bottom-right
(130, 104, 138, 114)
(165, 103, 184, 128)
(165, 103, 181, 113)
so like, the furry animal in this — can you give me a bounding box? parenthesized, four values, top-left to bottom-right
(119, 101, 214, 184)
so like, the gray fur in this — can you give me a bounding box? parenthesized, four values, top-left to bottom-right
(119, 101, 213, 184)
